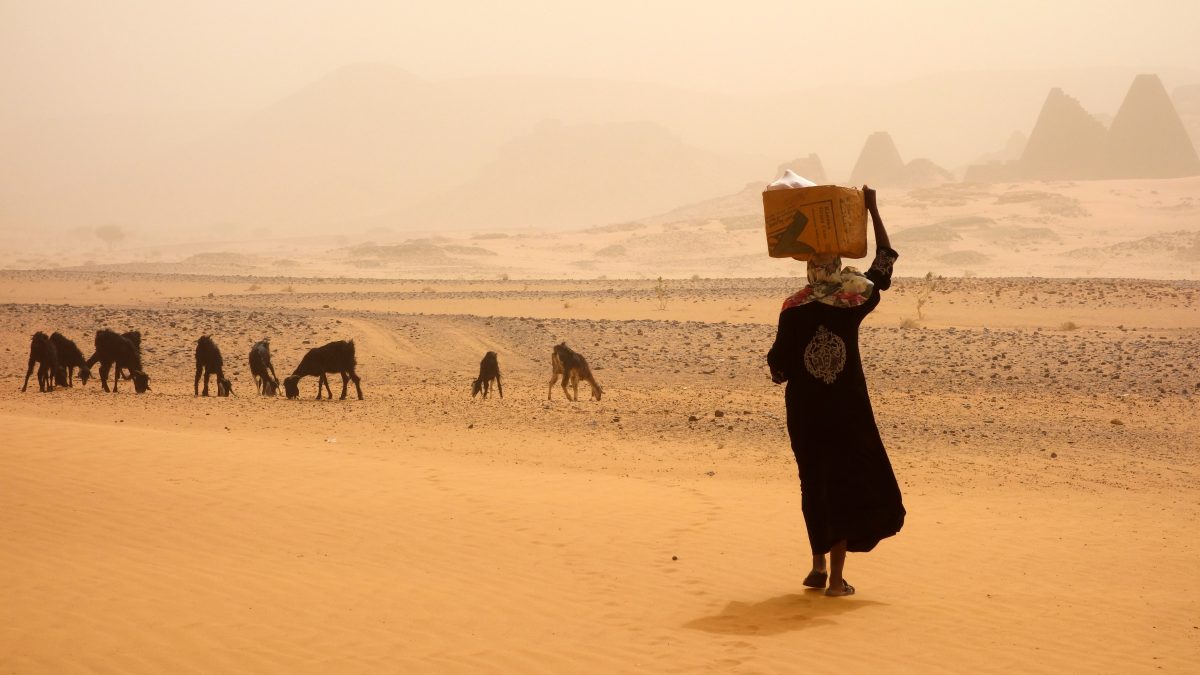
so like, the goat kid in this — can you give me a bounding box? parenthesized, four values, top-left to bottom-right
(283, 340, 363, 400)
(195, 335, 233, 396)
(249, 339, 279, 396)
(472, 351, 503, 399)
(548, 342, 603, 401)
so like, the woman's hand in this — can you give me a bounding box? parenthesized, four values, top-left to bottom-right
(863, 185, 878, 214)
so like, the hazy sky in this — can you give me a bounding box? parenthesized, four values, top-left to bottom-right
(3, 0, 1198, 120)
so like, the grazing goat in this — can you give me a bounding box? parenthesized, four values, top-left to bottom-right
(50, 332, 91, 387)
(472, 351, 503, 399)
(21, 332, 59, 392)
(86, 329, 150, 393)
(117, 330, 143, 382)
(195, 335, 233, 397)
(248, 339, 279, 396)
(283, 340, 363, 400)
(102, 330, 143, 382)
(548, 342, 602, 401)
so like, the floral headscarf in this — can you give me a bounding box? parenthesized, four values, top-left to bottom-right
(782, 255, 875, 310)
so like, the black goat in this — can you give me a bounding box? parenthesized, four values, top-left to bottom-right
(283, 340, 363, 400)
(195, 335, 233, 397)
(102, 330, 143, 382)
(472, 351, 503, 399)
(50, 332, 91, 387)
(548, 342, 602, 401)
(118, 330, 144, 382)
(85, 329, 150, 393)
(248, 339, 279, 396)
(21, 332, 59, 392)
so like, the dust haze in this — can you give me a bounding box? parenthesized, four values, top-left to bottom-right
(2, 0, 1198, 275)
(4, 4, 1200, 673)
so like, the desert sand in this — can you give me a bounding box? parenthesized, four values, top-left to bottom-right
(2, 257, 1198, 673)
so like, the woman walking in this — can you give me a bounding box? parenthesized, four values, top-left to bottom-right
(767, 186, 905, 597)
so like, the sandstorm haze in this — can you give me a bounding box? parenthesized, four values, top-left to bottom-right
(5, 5, 1200, 673)
(2, 0, 1199, 265)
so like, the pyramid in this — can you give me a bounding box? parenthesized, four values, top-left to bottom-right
(774, 154, 828, 184)
(963, 131, 1027, 183)
(903, 158, 955, 186)
(1000, 131, 1028, 161)
(1105, 74, 1200, 178)
(1019, 88, 1107, 180)
(1175, 84, 1200, 157)
(848, 132, 906, 186)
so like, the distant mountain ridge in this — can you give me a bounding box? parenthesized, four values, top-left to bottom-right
(408, 120, 764, 230)
(4, 64, 1199, 236)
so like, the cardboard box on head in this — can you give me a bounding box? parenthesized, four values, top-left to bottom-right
(763, 172, 868, 260)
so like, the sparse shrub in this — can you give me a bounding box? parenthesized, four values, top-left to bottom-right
(94, 223, 127, 249)
(1059, 321, 1079, 331)
(916, 271, 941, 320)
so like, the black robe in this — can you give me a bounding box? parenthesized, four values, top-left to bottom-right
(767, 247, 905, 554)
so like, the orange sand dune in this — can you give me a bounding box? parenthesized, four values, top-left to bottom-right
(3, 414, 1196, 673)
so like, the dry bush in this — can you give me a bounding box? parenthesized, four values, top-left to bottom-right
(916, 271, 941, 320)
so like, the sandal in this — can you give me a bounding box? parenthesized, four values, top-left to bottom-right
(824, 580, 855, 597)
(802, 570, 828, 589)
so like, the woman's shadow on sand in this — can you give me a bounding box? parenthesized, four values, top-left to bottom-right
(684, 590, 883, 635)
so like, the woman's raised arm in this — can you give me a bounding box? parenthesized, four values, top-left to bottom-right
(862, 186, 898, 290)
(864, 186, 890, 250)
